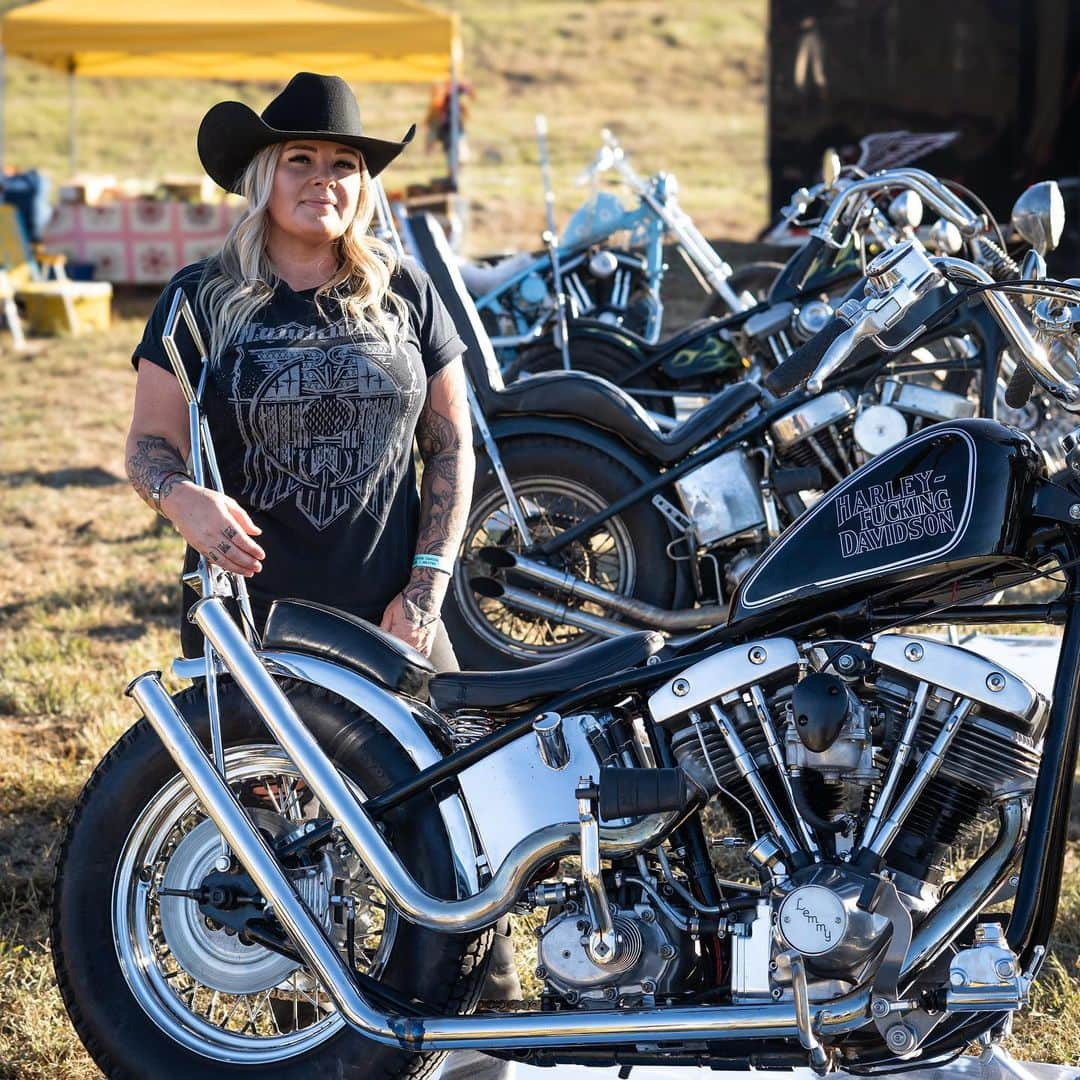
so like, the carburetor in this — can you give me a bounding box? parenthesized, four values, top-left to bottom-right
(783, 671, 878, 783)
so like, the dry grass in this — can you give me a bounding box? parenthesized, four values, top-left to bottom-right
(0, 0, 1077, 1074)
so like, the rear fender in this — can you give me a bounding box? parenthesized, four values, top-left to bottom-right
(483, 415, 658, 485)
(171, 650, 481, 897)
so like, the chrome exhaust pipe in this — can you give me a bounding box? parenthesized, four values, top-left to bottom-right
(124, 644, 1025, 1052)
(189, 597, 678, 935)
(476, 548, 727, 630)
(128, 665, 804, 1050)
(471, 577, 633, 637)
(125, 670, 400, 1046)
(816, 795, 1027, 1037)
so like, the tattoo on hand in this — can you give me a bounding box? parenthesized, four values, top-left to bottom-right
(403, 577, 439, 618)
(217, 541, 232, 557)
(223, 526, 237, 540)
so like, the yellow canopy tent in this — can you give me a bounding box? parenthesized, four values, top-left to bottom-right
(0, 0, 463, 181)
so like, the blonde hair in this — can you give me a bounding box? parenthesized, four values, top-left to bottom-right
(196, 143, 406, 362)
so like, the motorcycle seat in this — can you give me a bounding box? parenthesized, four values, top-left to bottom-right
(488, 371, 760, 465)
(429, 630, 665, 714)
(262, 599, 435, 700)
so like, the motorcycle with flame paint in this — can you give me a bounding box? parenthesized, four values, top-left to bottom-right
(53, 200, 1080, 1078)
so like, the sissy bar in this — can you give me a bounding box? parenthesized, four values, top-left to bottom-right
(161, 288, 259, 834)
(161, 287, 258, 640)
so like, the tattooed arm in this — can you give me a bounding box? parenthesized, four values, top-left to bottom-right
(127, 359, 265, 577)
(381, 358, 474, 654)
(125, 360, 192, 511)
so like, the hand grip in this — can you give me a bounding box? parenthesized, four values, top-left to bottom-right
(769, 235, 826, 300)
(1004, 363, 1036, 410)
(764, 318, 849, 396)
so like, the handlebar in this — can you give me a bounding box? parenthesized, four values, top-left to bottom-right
(764, 317, 850, 396)
(813, 167, 981, 245)
(762, 235, 1080, 411)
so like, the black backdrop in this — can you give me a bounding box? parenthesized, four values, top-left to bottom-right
(768, 0, 1080, 228)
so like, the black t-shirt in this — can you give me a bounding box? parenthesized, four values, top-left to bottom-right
(133, 258, 465, 629)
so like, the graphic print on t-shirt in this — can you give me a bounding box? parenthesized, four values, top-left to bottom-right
(231, 321, 421, 530)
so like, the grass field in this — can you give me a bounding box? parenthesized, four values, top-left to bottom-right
(1, 0, 1079, 1075)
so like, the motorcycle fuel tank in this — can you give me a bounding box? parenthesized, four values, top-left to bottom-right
(729, 419, 1045, 627)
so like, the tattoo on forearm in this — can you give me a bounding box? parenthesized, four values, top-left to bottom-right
(126, 434, 188, 510)
(415, 389, 473, 553)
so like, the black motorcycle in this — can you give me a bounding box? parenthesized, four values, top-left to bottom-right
(407, 202, 1049, 670)
(53, 227, 1080, 1078)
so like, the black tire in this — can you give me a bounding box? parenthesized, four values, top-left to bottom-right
(702, 261, 786, 318)
(443, 435, 678, 670)
(51, 678, 491, 1079)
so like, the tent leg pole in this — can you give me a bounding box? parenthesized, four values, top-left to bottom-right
(0, 49, 6, 175)
(68, 65, 77, 179)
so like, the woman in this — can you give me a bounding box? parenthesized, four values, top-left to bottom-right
(128, 72, 471, 665)
(123, 72, 517, 1078)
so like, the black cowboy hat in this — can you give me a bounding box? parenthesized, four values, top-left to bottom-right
(197, 71, 415, 194)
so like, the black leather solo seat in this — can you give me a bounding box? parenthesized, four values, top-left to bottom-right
(263, 600, 665, 713)
(428, 630, 665, 713)
(486, 373, 759, 466)
(403, 212, 761, 467)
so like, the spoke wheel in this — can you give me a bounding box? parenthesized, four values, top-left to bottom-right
(442, 436, 679, 670)
(458, 476, 637, 662)
(113, 745, 396, 1065)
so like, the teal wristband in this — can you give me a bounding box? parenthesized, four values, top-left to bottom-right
(413, 553, 454, 575)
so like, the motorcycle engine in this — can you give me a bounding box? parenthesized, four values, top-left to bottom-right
(659, 634, 1046, 997)
(536, 898, 685, 1007)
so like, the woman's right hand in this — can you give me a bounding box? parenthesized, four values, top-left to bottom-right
(161, 482, 265, 577)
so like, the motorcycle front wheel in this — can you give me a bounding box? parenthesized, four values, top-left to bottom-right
(442, 435, 678, 669)
(51, 678, 491, 1079)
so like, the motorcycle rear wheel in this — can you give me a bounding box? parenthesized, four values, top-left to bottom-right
(51, 678, 491, 1079)
(443, 435, 678, 669)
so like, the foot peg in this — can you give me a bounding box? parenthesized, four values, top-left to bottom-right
(598, 766, 689, 821)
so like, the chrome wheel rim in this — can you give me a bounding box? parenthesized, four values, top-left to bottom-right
(113, 745, 397, 1064)
(456, 475, 636, 662)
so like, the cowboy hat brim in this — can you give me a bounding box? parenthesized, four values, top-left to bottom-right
(197, 100, 415, 194)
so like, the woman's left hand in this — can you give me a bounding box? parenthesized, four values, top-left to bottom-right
(380, 592, 439, 657)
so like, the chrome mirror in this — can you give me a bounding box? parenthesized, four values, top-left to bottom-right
(887, 190, 924, 229)
(821, 148, 842, 187)
(1011, 180, 1065, 254)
